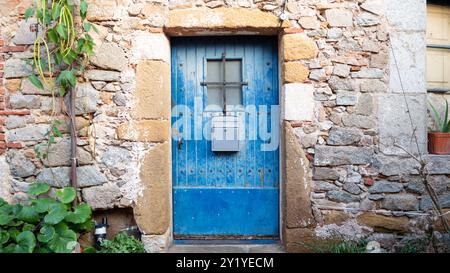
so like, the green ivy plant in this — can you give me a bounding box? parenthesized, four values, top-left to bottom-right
(0, 183, 93, 253)
(24, 0, 96, 161)
(98, 232, 145, 253)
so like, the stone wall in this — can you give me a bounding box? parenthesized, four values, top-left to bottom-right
(0, 0, 449, 252)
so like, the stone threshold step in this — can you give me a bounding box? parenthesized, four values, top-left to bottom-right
(167, 244, 284, 253)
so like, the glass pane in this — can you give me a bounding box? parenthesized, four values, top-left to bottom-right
(207, 60, 222, 82)
(225, 60, 242, 82)
(207, 87, 223, 109)
(225, 87, 242, 106)
(206, 59, 243, 110)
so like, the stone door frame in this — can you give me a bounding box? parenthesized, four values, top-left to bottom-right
(131, 8, 318, 252)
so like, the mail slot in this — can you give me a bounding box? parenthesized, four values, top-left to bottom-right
(211, 115, 240, 152)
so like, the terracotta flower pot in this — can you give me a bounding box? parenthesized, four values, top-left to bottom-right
(428, 132, 450, 155)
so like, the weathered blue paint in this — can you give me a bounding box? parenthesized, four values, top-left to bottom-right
(172, 36, 279, 237)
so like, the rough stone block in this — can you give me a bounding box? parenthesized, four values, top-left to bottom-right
(134, 142, 171, 235)
(283, 83, 315, 121)
(314, 146, 374, 166)
(13, 19, 43, 45)
(314, 181, 339, 192)
(377, 94, 427, 155)
(282, 34, 318, 61)
(327, 127, 362, 146)
(116, 120, 170, 142)
(4, 59, 32, 78)
(324, 9, 353, 27)
(313, 167, 340, 180)
(7, 124, 49, 142)
(389, 31, 426, 93)
(166, 8, 287, 35)
(9, 94, 41, 109)
(283, 62, 309, 83)
(380, 194, 419, 211)
(132, 60, 170, 120)
(420, 194, 450, 211)
(37, 166, 108, 188)
(327, 190, 360, 203)
(86, 0, 120, 21)
(131, 32, 170, 64)
(85, 70, 121, 82)
(425, 155, 450, 175)
(91, 42, 128, 71)
(7, 150, 36, 178)
(357, 213, 410, 233)
(41, 139, 93, 167)
(82, 183, 122, 210)
(384, 0, 426, 31)
(342, 114, 375, 129)
(373, 154, 420, 176)
(368, 181, 404, 194)
(284, 122, 315, 228)
(336, 91, 357, 106)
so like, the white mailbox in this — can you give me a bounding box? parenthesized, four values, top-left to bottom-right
(211, 115, 240, 152)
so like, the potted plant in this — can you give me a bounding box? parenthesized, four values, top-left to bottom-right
(429, 99, 450, 154)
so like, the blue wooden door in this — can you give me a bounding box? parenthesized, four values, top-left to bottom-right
(171, 36, 279, 238)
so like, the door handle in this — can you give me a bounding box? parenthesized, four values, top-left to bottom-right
(177, 137, 183, 150)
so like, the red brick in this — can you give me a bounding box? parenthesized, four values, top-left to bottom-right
(0, 142, 5, 149)
(0, 148, 5, 155)
(0, 88, 4, 95)
(0, 63, 3, 69)
(0, 134, 4, 141)
(283, 28, 304, 34)
(0, 72, 3, 78)
(7, 142, 23, 149)
(0, 126, 4, 133)
(0, 118, 5, 125)
(0, 110, 30, 116)
(0, 39, 4, 46)
(364, 177, 374, 187)
(0, 102, 5, 110)
(0, 45, 27, 53)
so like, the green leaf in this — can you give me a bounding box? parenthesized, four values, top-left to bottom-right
(48, 228, 77, 253)
(56, 23, 68, 40)
(52, 3, 62, 20)
(22, 223, 36, 232)
(44, 203, 68, 225)
(17, 206, 40, 223)
(47, 29, 58, 43)
(80, 0, 88, 20)
(0, 198, 7, 207)
(0, 230, 10, 245)
(37, 225, 56, 243)
(33, 198, 58, 213)
(28, 75, 44, 90)
(73, 219, 94, 232)
(444, 100, 449, 132)
(83, 22, 91, 32)
(53, 125, 63, 138)
(35, 247, 52, 253)
(24, 8, 34, 21)
(16, 231, 36, 253)
(28, 182, 50, 196)
(62, 50, 78, 66)
(8, 228, 20, 242)
(56, 187, 76, 204)
(65, 203, 91, 224)
(0, 205, 16, 226)
(82, 246, 96, 253)
(58, 86, 66, 97)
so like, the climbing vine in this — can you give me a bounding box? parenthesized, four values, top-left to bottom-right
(25, 0, 96, 198)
